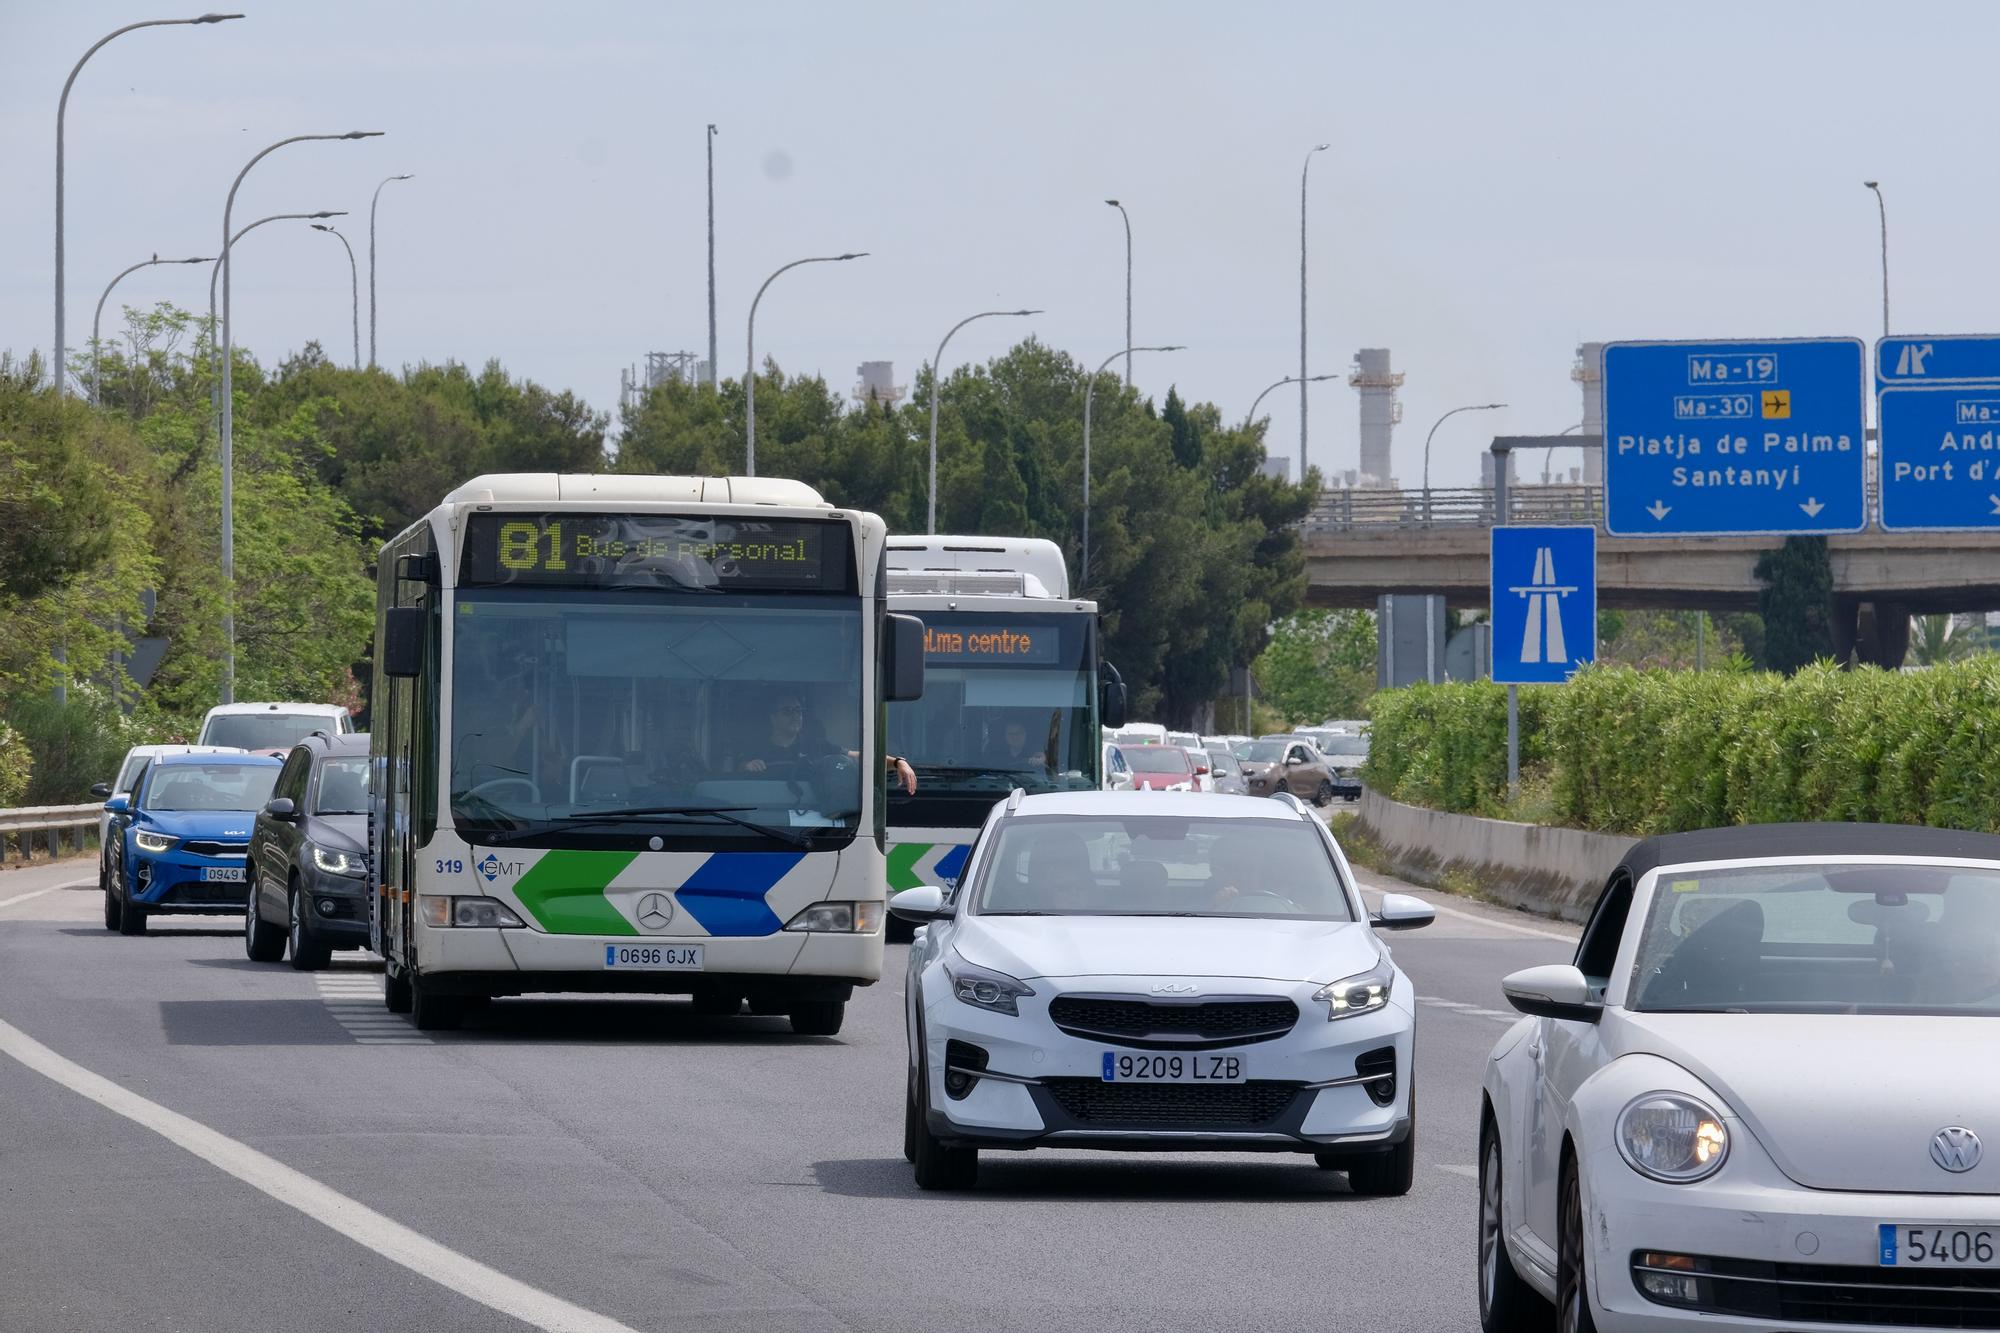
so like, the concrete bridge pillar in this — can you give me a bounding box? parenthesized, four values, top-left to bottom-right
(1833, 599, 1911, 670)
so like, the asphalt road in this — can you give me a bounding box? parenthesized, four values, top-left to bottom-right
(0, 857, 1576, 1333)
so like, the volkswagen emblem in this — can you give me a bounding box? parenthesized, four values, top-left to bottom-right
(634, 893, 675, 933)
(1931, 1127, 1983, 1174)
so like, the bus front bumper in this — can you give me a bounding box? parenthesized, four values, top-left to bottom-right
(407, 921, 882, 996)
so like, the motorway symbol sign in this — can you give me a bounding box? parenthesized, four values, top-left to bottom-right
(1602, 338, 1867, 536)
(1490, 525, 1595, 685)
(1877, 334, 2000, 387)
(1877, 385, 2000, 530)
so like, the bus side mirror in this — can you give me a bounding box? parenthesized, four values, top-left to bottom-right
(1100, 661, 1128, 729)
(883, 613, 925, 702)
(382, 607, 425, 678)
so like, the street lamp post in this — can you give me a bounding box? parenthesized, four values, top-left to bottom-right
(311, 224, 360, 369)
(1103, 200, 1133, 386)
(221, 132, 382, 703)
(367, 173, 412, 369)
(1541, 421, 1584, 486)
(1247, 373, 1336, 429)
(207, 212, 346, 424)
(706, 124, 718, 390)
(926, 308, 1040, 533)
(744, 252, 866, 476)
(92, 253, 211, 404)
(1864, 180, 1889, 337)
(1082, 343, 1183, 590)
(1420, 402, 1507, 522)
(1299, 143, 1329, 479)
(54, 12, 242, 397)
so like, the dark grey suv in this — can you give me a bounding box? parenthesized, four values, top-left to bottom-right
(245, 732, 371, 969)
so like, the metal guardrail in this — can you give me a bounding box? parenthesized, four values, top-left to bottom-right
(0, 803, 101, 865)
(1302, 485, 1604, 532)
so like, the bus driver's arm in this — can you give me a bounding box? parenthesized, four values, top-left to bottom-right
(888, 754, 916, 795)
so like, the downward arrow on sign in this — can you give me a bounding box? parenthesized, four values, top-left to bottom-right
(1646, 500, 1671, 521)
(1799, 497, 1825, 518)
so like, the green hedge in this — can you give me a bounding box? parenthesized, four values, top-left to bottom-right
(1363, 661, 2000, 835)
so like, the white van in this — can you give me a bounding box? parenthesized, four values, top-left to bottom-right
(196, 702, 352, 753)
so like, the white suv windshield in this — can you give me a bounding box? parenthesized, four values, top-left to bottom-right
(973, 815, 1353, 920)
(1632, 862, 2000, 1016)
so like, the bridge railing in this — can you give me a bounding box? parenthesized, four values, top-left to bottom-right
(1302, 485, 1605, 533)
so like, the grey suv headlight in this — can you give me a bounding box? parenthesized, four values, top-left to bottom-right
(1312, 958, 1393, 1020)
(943, 952, 1035, 1016)
(1618, 1093, 1730, 1182)
(311, 845, 365, 878)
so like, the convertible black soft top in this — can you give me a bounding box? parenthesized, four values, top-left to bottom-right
(1617, 823, 2000, 883)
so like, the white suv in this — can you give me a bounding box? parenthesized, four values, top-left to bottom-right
(197, 703, 352, 753)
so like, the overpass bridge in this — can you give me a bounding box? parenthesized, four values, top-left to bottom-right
(1299, 483, 2000, 666)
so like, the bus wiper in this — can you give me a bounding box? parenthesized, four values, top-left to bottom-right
(549, 805, 815, 850)
(453, 791, 526, 833)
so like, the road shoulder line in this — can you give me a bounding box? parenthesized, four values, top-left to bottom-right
(0, 1014, 638, 1333)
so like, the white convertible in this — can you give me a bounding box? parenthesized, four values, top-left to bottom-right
(1479, 824, 2000, 1333)
(891, 790, 1433, 1191)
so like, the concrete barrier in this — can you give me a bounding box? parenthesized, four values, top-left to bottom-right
(1349, 788, 1636, 924)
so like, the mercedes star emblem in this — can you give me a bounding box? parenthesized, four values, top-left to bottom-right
(1931, 1126, 1983, 1174)
(635, 893, 675, 933)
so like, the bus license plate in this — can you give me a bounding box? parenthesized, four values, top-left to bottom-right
(1880, 1225, 1999, 1267)
(201, 867, 245, 882)
(1101, 1052, 1244, 1083)
(603, 944, 703, 971)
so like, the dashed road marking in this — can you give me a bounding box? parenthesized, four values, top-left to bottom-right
(0, 1015, 641, 1333)
(315, 973, 430, 1045)
(1436, 1163, 1478, 1179)
(1417, 995, 1517, 1025)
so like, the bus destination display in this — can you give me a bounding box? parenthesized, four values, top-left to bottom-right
(461, 513, 852, 592)
(921, 621, 1062, 665)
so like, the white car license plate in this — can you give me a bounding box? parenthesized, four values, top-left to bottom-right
(1101, 1052, 1245, 1083)
(602, 944, 703, 971)
(201, 866, 245, 882)
(1880, 1224, 1999, 1267)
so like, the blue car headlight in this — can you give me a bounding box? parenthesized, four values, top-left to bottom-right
(133, 830, 177, 853)
(310, 845, 365, 878)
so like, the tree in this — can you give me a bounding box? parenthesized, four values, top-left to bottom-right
(1755, 536, 1835, 673)
(1910, 614, 1974, 667)
(1255, 609, 1378, 725)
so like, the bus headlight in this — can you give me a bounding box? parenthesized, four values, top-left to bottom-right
(420, 895, 526, 929)
(782, 901, 884, 933)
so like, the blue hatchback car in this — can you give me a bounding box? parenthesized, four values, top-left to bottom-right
(102, 752, 282, 935)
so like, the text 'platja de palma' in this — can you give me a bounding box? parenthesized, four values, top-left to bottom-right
(1615, 430, 1853, 490)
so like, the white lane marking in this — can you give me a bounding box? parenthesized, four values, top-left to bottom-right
(0, 878, 89, 912)
(1417, 995, 1473, 1008)
(314, 975, 431, 1046)
(1436, 1164, 1478, 1179)
(1361, 888, 1576, 942)
(0, 1015, 640, 1333)
(1417, 997, 1519, 1025)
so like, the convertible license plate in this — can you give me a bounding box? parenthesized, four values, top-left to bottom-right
(602, 944, 703, 971)
(1880, 1224, 1999, 1267)
(201, 866, 245, 882)
(1101, 1052, 1245, 1083)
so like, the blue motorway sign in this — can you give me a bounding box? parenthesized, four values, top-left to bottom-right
(1877, 335, 2000, 388)
(1877, 385, 2000, 530)
(1490, 525, 1595, 685)
(1602, 338, 1867, 536)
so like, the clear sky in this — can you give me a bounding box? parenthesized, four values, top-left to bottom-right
(3, 1, 1993, 488)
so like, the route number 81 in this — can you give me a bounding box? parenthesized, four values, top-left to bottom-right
(498, 521, 566, 572)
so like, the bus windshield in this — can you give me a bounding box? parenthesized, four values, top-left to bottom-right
(887, 610, 1097, 797)
(448, 589, 865, 848)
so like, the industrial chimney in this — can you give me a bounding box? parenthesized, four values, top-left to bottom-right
(1348, 348, 1404, 487)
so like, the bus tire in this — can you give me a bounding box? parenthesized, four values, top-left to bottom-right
(788, 1000, 845, 1036)
(383, 966, 412, 1014)
(410, 973, 463, 1031)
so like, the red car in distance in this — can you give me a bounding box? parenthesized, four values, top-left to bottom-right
(1121, 744, 1196, 791)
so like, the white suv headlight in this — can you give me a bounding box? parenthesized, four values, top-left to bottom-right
(1618, 1092, 1730, 1182)
(943, 952, 1035, 1016)
(1312, 958, 1393, 1020)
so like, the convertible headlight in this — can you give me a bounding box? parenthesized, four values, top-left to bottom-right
(133, 830, 177, 853)
(943, 952, 1035, 1016)
(1313, 959, 1393, 1020)
(310, 846, 365, 878)
(1618, 1093, 1730, 1182)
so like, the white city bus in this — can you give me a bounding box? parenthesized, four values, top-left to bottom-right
(882, 536, 1123, 916)
(369, 473, 924, 1033)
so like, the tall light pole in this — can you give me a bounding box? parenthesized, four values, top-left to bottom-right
(706, 124, 719, 390)
(1863, 180, 1889, 337)
(311, 224, 360, 369)
(927, 308, 1040, 533)
(1541, 421, 1583, 485)
(92, 253, 211, 404)
(744, 251, 866, 476)
(1082, 343, 1183, 590)
(221, 132, 382, 703)
(53, 12, 242, 397)
(1420, 401, 1506, 521)
(1247, 373, 1336, 429)
(1299, 143, 1329, 480)
(1104, 200, 1133, 385)
(367, 173, 412, 369)
(208, 212, 345, 431)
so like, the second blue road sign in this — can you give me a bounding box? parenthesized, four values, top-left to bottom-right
(1602, 338, 1867, 537)
(1491, 525, 1596, 685)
